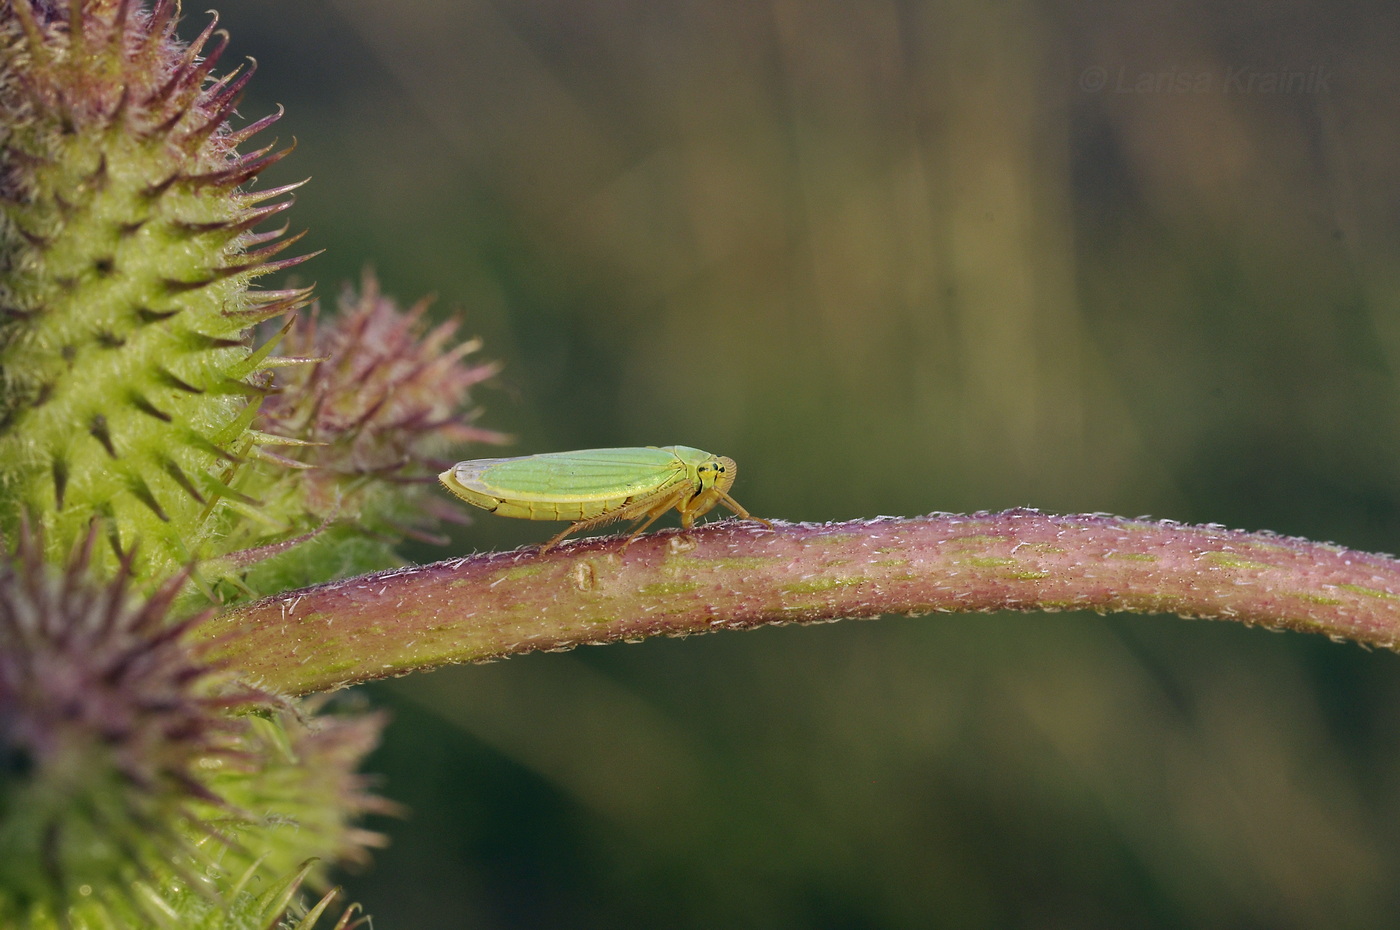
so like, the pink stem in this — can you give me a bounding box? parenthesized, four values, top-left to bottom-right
(199, 509, 1400, 695)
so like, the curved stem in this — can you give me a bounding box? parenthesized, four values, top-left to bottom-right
(199, 510, 1400, 695)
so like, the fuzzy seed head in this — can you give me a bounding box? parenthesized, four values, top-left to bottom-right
(0, 1, 314, 588)
(203, 274, 504, 600)
(261, 274, 503, 509)
(0, 525, 394, 925)
(0, 526, 269, 921)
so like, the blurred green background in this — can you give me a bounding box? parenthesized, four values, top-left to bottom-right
(218, 0, 1400, 925)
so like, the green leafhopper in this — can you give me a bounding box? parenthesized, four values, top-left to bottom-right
(439, 445, 771, 551)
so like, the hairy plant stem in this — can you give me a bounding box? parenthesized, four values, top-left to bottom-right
(201, 509, 1400, 695)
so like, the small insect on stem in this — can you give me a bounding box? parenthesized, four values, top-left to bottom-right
(438, 445, 772, 552)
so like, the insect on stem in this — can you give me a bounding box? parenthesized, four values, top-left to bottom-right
(438, 445, 771, 551)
